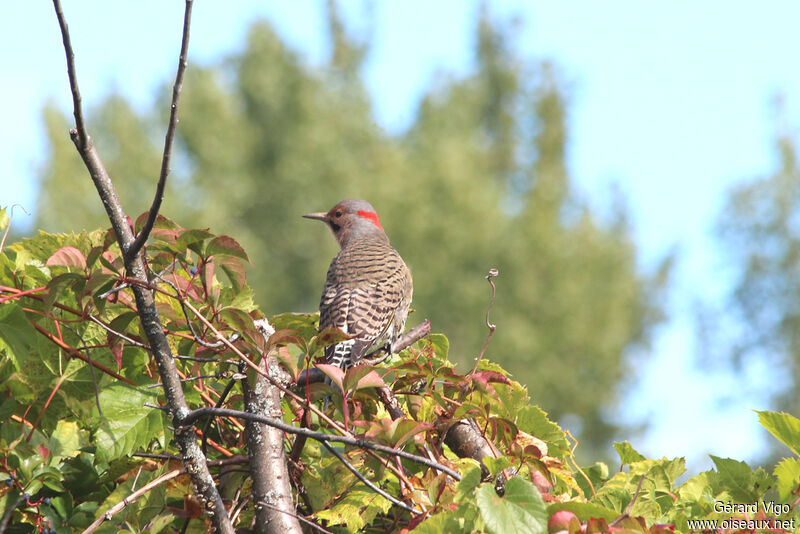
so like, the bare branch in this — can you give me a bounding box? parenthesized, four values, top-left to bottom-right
(184, 406, 462, 481)
(376, 386, 406, 420)
(440, 419, 496, 479)
(50, 1, 232, 531)
(241, 361, 303, 533)
(387, 318, 431, 354)
(127, 0, 194, 260)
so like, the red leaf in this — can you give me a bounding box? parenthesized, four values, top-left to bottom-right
(343, 365, 385, 393)
(46, 246, 86, 270)
(109, 333, 124, 371)
(317, 364, 345, 392)
(267, 329, 302, 352)
(206, 235, 250, 262)
(586, 517, 610, 533)
(471, 370, 510, 386)
(134, 211, 180, 232)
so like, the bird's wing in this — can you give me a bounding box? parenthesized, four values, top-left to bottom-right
(318, 248, 410, 367)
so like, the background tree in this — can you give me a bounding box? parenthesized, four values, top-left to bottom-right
(711, 102, 800, 463)
(33, 4, 668, 458)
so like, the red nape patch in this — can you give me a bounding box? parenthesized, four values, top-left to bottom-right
(357, 210, 383, 229)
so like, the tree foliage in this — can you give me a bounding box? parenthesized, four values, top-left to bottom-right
(714, 123, 800, 430)
(32, 5, 668, 455)
(1, 213, 797, 532)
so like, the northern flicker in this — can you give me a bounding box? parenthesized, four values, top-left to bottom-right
(304, 199, 413, 371)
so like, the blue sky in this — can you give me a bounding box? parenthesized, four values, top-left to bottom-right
(4, 1, 800, 470)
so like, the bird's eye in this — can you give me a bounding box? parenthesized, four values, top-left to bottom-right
(335, 211, 343, 218)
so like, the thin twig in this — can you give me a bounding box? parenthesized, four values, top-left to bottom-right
(564, 430, 596, 499)
(153, 270, 224, 348)
(257, 501, 335, 534)
(52, 0, 87, 148)
(0, 204, 30, 255)
(127, 0, 194, 260)
(322, 441, 420, 514)
(0, 491, 27, 534)
(184, 407, 461, 481)
(174, 354, 221, 363)
(610, 474, 646, 527)
(88, 315, 149, 349)
(201, 375, 240, 455)
(469, 269, 499, 377)
(80, 468, 185, 534)
(97, 259, 177, 300)
(30, 320, 134, 384)
(146, 372, 239, 388)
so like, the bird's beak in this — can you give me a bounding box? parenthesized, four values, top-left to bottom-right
(302, 212, 329, 222)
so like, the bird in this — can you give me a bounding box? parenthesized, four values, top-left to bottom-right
(303, 199, 413, 373)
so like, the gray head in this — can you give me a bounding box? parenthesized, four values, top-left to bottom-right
(303, 199, 388, 248)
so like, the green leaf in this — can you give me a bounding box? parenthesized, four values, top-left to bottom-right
(774, 457, 800, 501)
(615, 441, 646, 465)
(476, 476, 547, 534)
(365, 417, 431, 448)
(0, 303, 38, 367)
(175, 228, 214, 252)
(454, 463, 483, 503)
(0, 397, 18, 420)
(48, 420, 82, 461)
(148, 512, 177, 534)
(516, 405, 569, 456)
(315, 483, 392, 532)
(215, 255, 247, 292)
(93, 384, 165, 464)
(0, 207, 8, 231)
(44, 271, 83, 309)
(415, 503, 480, 534)
(428, 333, 449, 358)
(84, 271, 117, 297)
(709, 455, 760, 503)
(547, 501, 618, 522)
(484, 456, 512, 477)
(677, 471, 714, 504)
(205, 235, 250, 262)
(270, 312, 319, 343)
(758, 410, 800, 457)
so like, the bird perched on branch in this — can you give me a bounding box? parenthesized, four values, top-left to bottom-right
(304, 199, 413, 372)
